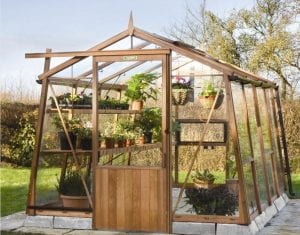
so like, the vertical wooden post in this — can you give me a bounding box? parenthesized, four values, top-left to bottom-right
(252, 86, 272, 205)
(241, 84, 262, 213)
(270, 89, 286, 191)
(174, 105, 179, 185)
(92, 57, 99, 229)
(225, 75, 249, 224)
(263, 89, 280, 197)
(26, 48, 51, 215)
(274, 88, 294, 196)
(162, 52, 172, 233)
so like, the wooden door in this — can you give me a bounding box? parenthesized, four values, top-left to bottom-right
(94, 166, 168, 233)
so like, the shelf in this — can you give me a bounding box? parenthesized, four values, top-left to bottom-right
(46, 108, 140, 114)
(41, 143, 162, 155)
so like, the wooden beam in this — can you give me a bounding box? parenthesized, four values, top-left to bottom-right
(225, 75, 250, 224)
(92, 58, 99, 229)
(162, 53, 172, 233)
(26, 49, 170, 59)
(27, 48, 51, 215)
(48, 77, 127, 90)
(35, 29, 129, 80)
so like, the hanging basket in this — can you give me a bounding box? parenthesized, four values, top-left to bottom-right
(199, 94, 224, 109)
(172, 89, 192, 105)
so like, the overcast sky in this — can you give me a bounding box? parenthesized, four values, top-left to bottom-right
(0, 0, 254, 96)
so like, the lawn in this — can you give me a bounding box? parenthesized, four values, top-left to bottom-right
(0, 167, 59, 217)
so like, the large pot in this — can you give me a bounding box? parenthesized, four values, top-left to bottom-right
(80, 137, 92, 150)
(131, 100, 143, 110)
(60, 195, 89, 209)
(58, 132, 77, 150)
(143, 131, 153, 144)
(199, 94, 224, 109)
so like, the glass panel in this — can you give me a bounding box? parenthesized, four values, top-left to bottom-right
(266, 89, 284, 192)
(231, 82, 251, 162)
(257, 88, 275, 197)
(244, 85, 268, 206)
(243, 164, 257, 214)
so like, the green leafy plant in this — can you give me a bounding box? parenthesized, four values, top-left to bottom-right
(185, 185, 238, 215)
(191, 169, 216, 184)
(51, 116, 82, 134)
(56, 170, 90, 196)
(199, 82, 222, 97)
(135, 108, 161, 133)
(124, 73, 158, 101)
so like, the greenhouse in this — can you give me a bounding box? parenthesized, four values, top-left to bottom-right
(25, 17, 292, 234)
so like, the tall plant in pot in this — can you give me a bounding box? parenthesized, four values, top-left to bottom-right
(78, 124, 92, 150)
(56, 170, 91, 209)
(135, 108, 161, 143)
(124, 73, 158, 110)
(52, 116, 81, 150)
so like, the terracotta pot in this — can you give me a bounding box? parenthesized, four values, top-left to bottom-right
(139, 136, 145, 144)
(61, 195, 89, 209)
(131, 100, 143, 110)
(199, 94, 224, 109)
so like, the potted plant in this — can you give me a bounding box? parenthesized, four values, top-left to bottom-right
(52, 116, 81, 150)
(191, 169, 216, 189)
(114, 133, 127, 147)
(115, 119, 137, 146)
(102, 122, 115, 148)
(78, 124, 92, 150)
(185, 185, 238, 215)
(172, 76, 193, 105)
(135, 108, 161, 144)
(56, 170, 90, 209)
(49, 93, 71, 108)
(124, 73, 158, 110)
(198, 82, 224, 109)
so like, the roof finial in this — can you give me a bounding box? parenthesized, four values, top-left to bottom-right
(128, 11, 134, 35)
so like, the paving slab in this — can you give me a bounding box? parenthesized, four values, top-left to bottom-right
(173, 222, 215, 235)
(0, 211, 26, 231)
(24, 215, 54, 228)
(273, 196, 286, 211)
(14, 226, 71, 235)
(216, 223, 255, 235)
(54, 216, 92, 229)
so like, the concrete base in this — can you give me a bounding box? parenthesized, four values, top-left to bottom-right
(216, 222, 259, 235)
(0, 211, 26, 231)
(24, 215, 53, 228)
(54, 216, 92, 230)
(173, 222, 215, 235)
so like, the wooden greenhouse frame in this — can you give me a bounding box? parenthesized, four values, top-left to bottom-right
(25, 16, 293, 234)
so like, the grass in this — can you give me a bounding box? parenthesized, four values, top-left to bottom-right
(0, 167, 59, 217)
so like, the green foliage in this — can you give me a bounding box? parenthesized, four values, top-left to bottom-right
(185, 185, 238, 215)
(199, 82, 220, 97)
(56, 170, 90, 196)
(51, 115, 82, 134)
(135, 107, 161, 133)
(172, 76, 192, 89)
(99, 98, 129, 110)
(124, 73, 158, 101)
(8, 109, 37, 167)
(191, 169, 216, 183)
